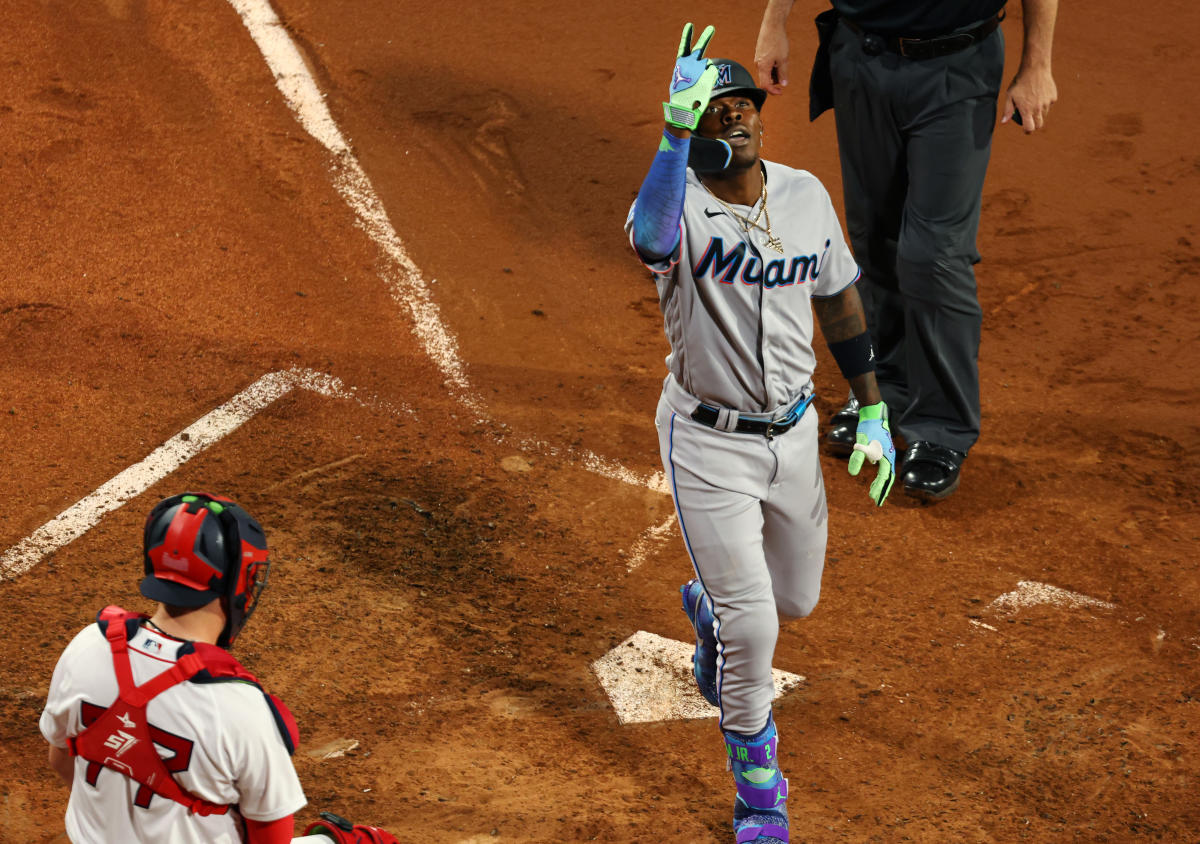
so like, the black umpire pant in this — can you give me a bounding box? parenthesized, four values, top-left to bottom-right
(828, 18, 1005, 455)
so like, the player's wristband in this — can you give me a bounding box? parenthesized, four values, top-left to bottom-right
(827, 331, 875, 379)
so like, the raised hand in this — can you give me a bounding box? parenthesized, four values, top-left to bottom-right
(663, 23, 719, 131)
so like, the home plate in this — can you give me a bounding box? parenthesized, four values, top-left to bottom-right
(592, 630, 805, 725)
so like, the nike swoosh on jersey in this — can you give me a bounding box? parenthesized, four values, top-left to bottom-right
(704, 208, 726, 218)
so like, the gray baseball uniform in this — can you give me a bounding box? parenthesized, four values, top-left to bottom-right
(625, 160, 860, 734)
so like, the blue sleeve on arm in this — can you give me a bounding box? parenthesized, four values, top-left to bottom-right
(632, 131, 690, 262)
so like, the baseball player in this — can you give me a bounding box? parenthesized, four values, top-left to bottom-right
(39, 492, 398, 844)
(625, 24, 895, 844)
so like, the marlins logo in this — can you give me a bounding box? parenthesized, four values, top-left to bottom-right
(715, 63, 734, 87)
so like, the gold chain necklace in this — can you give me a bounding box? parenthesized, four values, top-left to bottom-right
(707, 170, 784, 254)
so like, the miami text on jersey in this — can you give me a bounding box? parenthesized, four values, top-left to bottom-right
(694, 237, 832, 288)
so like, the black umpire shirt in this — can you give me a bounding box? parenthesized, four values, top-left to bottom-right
(831, 0, 1008, 37)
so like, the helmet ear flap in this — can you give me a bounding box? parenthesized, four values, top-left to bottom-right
(211, 499, 270, 649)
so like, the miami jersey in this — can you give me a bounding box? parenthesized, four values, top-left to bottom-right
(40, 621, 306, 844)
(626, 160, 860, 413)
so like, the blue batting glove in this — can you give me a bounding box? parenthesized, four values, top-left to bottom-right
(664, 23, 718, 130)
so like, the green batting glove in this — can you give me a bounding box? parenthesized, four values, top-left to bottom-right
(663, 23, 719, 130)
(847, 401, 896, 506)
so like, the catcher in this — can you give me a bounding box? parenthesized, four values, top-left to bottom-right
(39, 492, 398, 843)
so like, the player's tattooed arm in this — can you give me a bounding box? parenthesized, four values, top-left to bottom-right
(812, 286, 882, 406)
(812, 287, 866, 342)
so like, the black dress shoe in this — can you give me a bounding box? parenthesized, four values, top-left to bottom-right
(901, 441, 966, 501)
(824, 395, 859, 457)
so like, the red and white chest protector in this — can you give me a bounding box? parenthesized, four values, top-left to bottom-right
(66, 606, 299, 816)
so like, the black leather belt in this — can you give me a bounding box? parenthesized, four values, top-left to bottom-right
(844, 13, 1002, 60)
(690, 395, 814, 438)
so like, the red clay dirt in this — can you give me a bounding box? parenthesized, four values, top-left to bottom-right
(2, 1, 1198, 842)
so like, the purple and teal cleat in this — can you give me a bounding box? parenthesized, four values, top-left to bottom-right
(725, 716, 790, 843)
(680, 579, 720, 706)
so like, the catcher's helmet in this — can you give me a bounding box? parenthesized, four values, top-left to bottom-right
(141, 492, 270, 648)
(706, 59, 767, 112)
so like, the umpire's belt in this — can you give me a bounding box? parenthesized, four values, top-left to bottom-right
(844, 13, 1002, 60)
(691, 394, 814, 438)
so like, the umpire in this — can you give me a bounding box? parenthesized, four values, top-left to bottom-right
(754, 0, 1058, 500)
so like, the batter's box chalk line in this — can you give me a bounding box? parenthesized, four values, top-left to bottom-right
(6, 4, 672, 580)
(623, 513, 678, 572)
(591, 630, 804, 725)
(228, 0, 672, 494)
(1, 367, 665, 581)
(0, 368, 401, 581)
(231, 0, 668, 491)
(229, 0, 475, 417)
(228, 1, 673, 526)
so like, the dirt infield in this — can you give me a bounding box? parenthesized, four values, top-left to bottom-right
(2, 1, 1198, 841)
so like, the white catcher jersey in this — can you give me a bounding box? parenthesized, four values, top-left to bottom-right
(626, 160, 861, 413)
(40, 621, 306, 844)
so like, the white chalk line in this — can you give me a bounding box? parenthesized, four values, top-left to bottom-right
(0, 367, 665, 580)
(0, 368, 399, 580)
(227, 0, 476, 418)
(0, 2, 677, 582)
(505, 433, 667, 495)
(225, 0, 674, 552)
(625, 513, 678, 572)
(2, 369, 286, 579)
(295, 369, 665, 493)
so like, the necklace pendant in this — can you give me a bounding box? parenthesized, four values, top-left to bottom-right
(765, 235, 784, 253)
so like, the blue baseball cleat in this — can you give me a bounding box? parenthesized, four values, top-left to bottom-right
(680, 579, 720, 706)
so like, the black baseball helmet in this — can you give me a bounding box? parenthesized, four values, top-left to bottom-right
(689, 59, 768, 173)
(141, 492, 270, 649)
(707, 58, 767, 112)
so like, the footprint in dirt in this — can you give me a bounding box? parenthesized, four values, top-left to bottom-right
(1, 303, 69, 334)
(628, 295, 661, 320)
(412, 90, 528, 198)
(1104, 113, 1144, 137)
(1089, 112, 1143, 161)
(31, 82, 95, 113)
(982, 187, 1030, 220)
